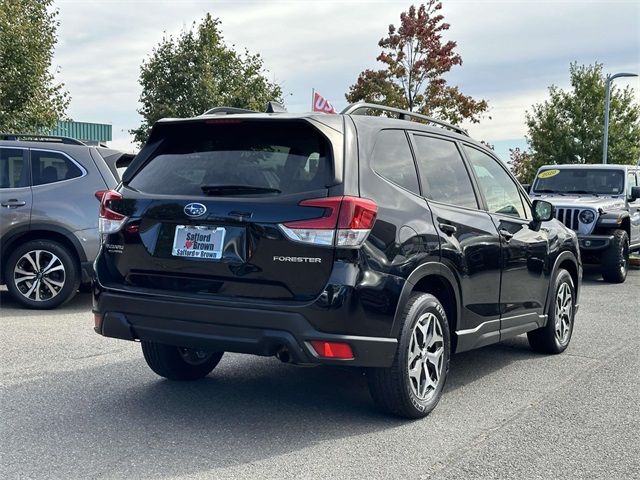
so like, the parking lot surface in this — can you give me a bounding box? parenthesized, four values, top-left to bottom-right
(1, 268, 638, 479)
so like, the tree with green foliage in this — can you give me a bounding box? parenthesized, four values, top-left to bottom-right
(0, 0, 69, 132)
(510, 62, 640, 183)
(346, 1, 488, 124)
(508, 147, 537, 185)
(132, 14, 282, 144)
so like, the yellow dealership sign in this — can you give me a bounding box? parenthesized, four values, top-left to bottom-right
(538, 169, 560, 179)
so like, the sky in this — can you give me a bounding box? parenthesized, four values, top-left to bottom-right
(52, 0, 640, 162)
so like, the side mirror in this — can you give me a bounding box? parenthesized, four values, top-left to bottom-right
(532, 200, 554, 222)
(521, 183, 531, 194)
(630, 186, 640, 201)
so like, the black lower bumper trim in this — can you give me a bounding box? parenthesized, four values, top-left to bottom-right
(95, 291, 397, 368)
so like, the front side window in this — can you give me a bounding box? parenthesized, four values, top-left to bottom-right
(463, 145, 526, 219)
(412, 135, 478, 209)
(371, 130, 420, 194)
(31, 151, 83, 186)
(520, 191, 532, 220)
(0, 148, 28, 189)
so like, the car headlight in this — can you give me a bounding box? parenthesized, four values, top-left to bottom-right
(579, 210, 595, 224)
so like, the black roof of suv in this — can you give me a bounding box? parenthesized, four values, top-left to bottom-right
(93, 102, 582, 418)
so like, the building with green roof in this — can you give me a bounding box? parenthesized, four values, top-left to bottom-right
(46, 120, 112, 146)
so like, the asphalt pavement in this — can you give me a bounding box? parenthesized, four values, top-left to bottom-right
(1, 267, 638, 479)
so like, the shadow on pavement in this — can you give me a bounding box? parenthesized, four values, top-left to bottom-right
(0, 289, 93, 317)
(3, 333, 542, 478)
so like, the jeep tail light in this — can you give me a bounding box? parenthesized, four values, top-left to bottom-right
(98, 190, 127, 234)
(279, 196, 377, 248)
(310, 341, 354, 360)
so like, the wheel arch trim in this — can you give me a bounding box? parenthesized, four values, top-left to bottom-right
(545, 250, 580, 313)
(1, 223, 87, 269)
(390, 262, 462, 337)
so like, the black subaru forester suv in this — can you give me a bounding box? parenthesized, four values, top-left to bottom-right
(93, 103, 582, 418)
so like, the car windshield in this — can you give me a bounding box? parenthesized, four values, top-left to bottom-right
(532, 168, 625, 195)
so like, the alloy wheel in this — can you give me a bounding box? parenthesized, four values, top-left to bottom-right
(407, 312, 445, 400)
(13, 250, 66, 302)
(554, 282, 573, 346)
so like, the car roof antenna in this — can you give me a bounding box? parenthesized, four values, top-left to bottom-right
(265, 101, 287, 113)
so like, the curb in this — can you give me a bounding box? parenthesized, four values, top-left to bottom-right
(630, 256, 640, 268)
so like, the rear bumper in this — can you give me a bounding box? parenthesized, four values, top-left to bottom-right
(578, 234, 614, 252)
(93, 290, 397, 368)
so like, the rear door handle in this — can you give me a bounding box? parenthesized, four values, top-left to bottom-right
(499, 229, 514, 241)
(438, 223, 457, 236)
(1, 199, 27, 208)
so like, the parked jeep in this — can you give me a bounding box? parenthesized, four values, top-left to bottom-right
(529, 164, 640, 283)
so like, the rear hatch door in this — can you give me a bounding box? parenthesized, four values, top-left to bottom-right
(101, 117, 343, 302)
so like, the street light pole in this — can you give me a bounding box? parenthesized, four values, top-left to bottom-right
(602, 72, 638, 164)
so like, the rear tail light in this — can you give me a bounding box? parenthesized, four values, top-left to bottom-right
(97, 190, 127, 234)
(310, 341, 354, 360)
(279, 196, 377, 248)
(95, 190, 108, 202)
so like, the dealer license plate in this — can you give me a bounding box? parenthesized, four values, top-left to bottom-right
(172, 225, 225, 260)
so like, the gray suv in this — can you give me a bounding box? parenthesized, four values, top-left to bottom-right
(0, 135, 131, 308)
(529, 164, 640, 283)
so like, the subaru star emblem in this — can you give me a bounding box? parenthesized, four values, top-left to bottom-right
(184, 203, 207, 217)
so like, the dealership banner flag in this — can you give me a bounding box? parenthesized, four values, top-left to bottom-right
(312, 90, 337, 114)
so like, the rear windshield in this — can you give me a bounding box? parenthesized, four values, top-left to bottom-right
(532, 168, 625, 195)
(127, 121, 332, 196)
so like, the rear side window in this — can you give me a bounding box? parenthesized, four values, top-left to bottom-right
(31, 150, 83, 186)
(412, 135, 478, 209)
(0, 148, 28, 188)
(128, 121, 332, 196)
(371, 130, 420, 195)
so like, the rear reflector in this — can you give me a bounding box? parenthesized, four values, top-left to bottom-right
(310, 341, 354, 360)
(94, 313, 103, 331)
(280, 196, 377, 248)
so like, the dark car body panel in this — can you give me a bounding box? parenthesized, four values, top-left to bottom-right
(93, 110, 582, 366)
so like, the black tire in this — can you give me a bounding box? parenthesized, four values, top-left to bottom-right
(527, 269, 575, 354)
(141, 341, 223, 381)
(367, 293, 451, 419)
(601, 229, 629, 283)
(4, 239, 80, 309)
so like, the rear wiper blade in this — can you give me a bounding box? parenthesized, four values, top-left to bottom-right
(200, 184, 281, 196)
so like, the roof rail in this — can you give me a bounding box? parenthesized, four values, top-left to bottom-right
(340, 102, 469, 137)
(0, 133, 86, 145)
